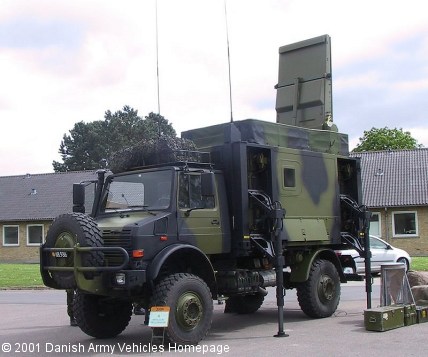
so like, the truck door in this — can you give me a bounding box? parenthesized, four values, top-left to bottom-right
(177, 171, 225, 254)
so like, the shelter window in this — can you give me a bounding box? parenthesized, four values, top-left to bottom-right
(283, 168, 296, 188)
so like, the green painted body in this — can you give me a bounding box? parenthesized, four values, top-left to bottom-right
(184, 118, 348, 156)
(276, 35, 333, 130)
(182, 118, 360, 250)
(40, 35, 368, 331)
(45, 114, 361, 298)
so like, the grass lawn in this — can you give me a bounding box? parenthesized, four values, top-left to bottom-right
(410, 257, 428, 272)
(0, 264, 44, 288)
(0, 258, 428, 289)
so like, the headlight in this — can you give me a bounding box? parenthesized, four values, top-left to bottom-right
(115, 273, 126, 285)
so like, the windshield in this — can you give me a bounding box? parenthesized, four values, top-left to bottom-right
(102, 170, 173, 213)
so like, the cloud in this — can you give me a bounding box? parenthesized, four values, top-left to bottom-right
(332, 27, 428, 147)
(1, 0, 428, 176)
(406, 127, 428, 148)
(0, 18, 83, 49)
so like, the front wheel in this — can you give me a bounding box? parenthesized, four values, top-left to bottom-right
(73, 291, 132, 338)
(151, 273, 213, 345)
(296, 259, 340, 318)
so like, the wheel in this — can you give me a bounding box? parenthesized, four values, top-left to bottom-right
(151, 273, 213, 345)
(73, 290, 132, 338)
(225, 293, 265, 314)
(397, 257, 409, 272)
(45, 213, 104, 289)
(296, 259, 340, 318)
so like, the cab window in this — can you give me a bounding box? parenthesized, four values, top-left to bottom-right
(178, 173, 215, 209)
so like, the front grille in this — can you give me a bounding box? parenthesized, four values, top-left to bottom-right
(102, 229, 132, 267)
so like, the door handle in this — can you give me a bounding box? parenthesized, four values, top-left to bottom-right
(211, 219, 220, 225)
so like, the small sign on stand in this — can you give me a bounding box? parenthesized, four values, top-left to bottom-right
(149, 306, 170, 345)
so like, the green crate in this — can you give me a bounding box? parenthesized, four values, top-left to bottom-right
(364, 306, 404, 332)
(404, 304, 417, 326)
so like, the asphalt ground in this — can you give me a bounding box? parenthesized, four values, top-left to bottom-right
(0, 279, 427, 357)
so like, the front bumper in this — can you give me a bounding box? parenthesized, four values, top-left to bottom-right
(40, 244, 147, 294)
(106, 269, 147, 290)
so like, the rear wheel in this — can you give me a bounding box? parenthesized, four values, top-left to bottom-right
(151, 273, 213, 345)
(45, 213, 104, 289)
(73, 291, 132, 338)
(297, 259, 340, 318)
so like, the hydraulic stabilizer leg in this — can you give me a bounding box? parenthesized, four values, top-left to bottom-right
(274, 244, 287, 338)
(271, 202, 288, 338)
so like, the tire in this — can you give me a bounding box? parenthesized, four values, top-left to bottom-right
(151, 273, 213, 345)
(397, 257, 409, 272)
(296, 259, 340, 318)
(73, 290, 132, 338)
(45, 213, 104, 289)
(225, 293, 265, 314)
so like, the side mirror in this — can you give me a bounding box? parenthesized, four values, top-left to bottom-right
(73, 183, 86, 213)
(201, 172, 215, 197)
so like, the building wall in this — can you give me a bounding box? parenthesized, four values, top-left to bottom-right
(0, 220, 52, 263)
(372, 206, 428, 256)
(2, 208, 427, 261)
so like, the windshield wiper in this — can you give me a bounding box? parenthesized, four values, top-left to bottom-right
(127, 205, 156, 216)
(185, 206, 206, 217)
(120, 193, 156, 215)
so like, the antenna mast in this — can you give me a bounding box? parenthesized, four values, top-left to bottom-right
(155, 0, 161, 115)
(224, 0, 233, 122)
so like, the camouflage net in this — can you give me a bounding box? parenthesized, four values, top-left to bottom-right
(407, 271, 428, 305)
(407, 271, 428, 287)
(109, 136, 198, 173)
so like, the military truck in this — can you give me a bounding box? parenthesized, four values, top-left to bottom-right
(40, 35, 370, 344)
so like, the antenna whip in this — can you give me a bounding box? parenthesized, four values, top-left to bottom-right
(155, 0, 161, 115)
(224, 0, 233, 122)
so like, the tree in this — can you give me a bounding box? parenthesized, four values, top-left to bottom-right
(352, 127, 422, 152)
(52, 120, 106, 172)
(53, 106, 176, 172)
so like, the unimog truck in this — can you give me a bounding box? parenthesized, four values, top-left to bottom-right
(40, 35, 370, 344)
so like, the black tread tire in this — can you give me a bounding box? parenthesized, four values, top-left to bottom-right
(73, 291, 132, 338)
(225, 293, 265, 314)
(296, 259, 340, 318)
(45, 213, 104, 289)
(151, 273, 213, 345)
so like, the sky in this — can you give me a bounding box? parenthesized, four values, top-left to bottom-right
(1, 0, 428, 176)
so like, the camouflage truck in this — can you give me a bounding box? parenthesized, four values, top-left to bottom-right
(40, 35, 370, 344)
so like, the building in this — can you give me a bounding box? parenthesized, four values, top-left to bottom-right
(0, 171, 98, 263)
(352, 149, 428, 256)
(2, 149, 428, 261)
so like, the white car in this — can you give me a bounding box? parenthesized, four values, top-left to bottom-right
(337, 236, 411, 274)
